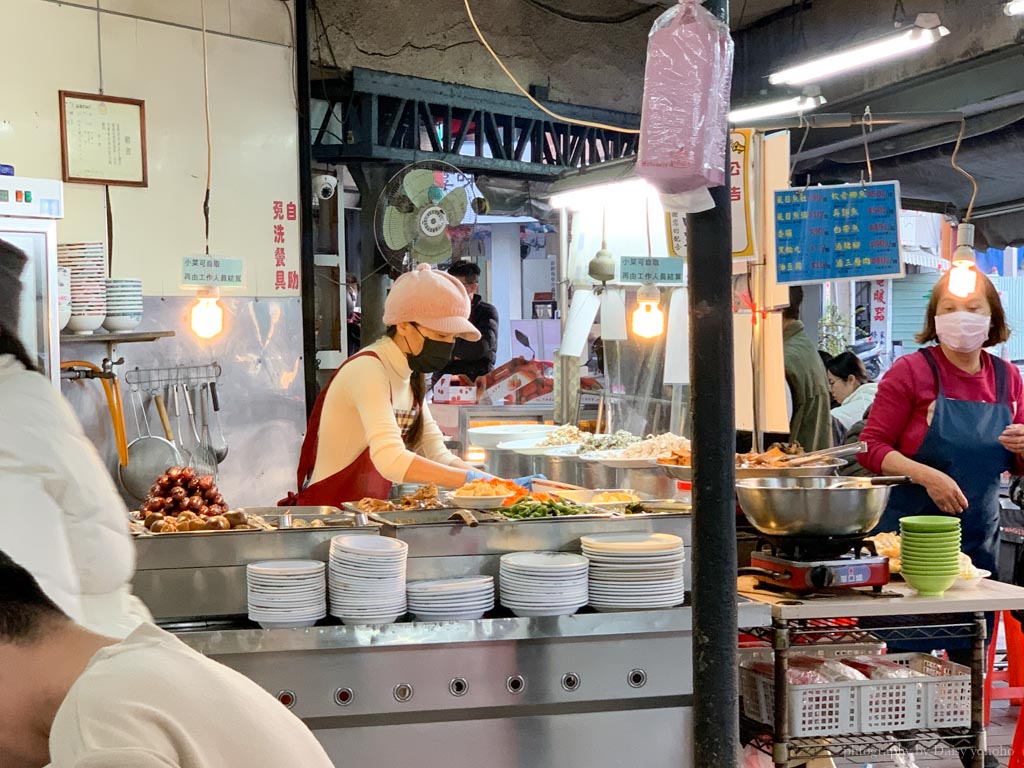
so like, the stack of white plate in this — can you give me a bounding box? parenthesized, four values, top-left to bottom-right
(58, 243, 106, 334)
(56, 267, 71, 330)
(246, 560, 327, 629)
(582, 532, 685, 612)
(104, 278, 143, 332)
(329, 535, 408, 625)
(499, 552, 589, 618)
(407, 576, 495, 621)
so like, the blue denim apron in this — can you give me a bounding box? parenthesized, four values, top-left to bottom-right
(865, 348, 1012, 654)
(872, 347, 1012, 573)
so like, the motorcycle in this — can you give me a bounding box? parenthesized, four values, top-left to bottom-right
(849, 335, 883, 380)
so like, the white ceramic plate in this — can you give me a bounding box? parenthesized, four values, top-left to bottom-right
(407, 577, 493, 591)
(576, 451, 659, 469)
(501, 552, 589, 570)
(497, 438, 583, 456)
(411, 610, 490, 621)
(248, 560, 325, 574)
(467, 424, 558, 449)
(507, 604, 585, 618)
(581, 532, 683, 553)
(331, 535, 408, 554)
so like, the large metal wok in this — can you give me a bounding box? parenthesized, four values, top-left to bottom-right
(735, 476, 909, 537)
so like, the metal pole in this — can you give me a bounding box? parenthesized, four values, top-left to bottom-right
(296, 0, 318, 418)
(687, 0, 738, 766)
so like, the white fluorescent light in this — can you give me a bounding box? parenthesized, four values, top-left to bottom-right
(551, 179, 656, 211)
(729, 94, 827, 124)
(1006, 0, 1024, 15)
(769, 14, 949, 86)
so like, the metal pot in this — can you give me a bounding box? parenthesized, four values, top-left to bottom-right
(484, 448, 536, 478)
(617, 466, 675, 499)
(536, 453, 581, 486)
(735, 476, 894, 537)
(579, 459, 618, 490)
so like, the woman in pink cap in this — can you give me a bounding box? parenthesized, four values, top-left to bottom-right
(282, 265, 503, 505)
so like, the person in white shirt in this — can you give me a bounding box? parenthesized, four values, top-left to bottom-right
(0, 239, 150, 638)
(826, 352, 879, 433)
(0, 550, 335, 768)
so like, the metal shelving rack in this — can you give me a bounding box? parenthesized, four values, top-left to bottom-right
(734, 575, 1024, 768)
(740, 617, 983, 766)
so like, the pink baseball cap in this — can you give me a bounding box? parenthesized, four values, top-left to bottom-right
(383, 264, 481, 341)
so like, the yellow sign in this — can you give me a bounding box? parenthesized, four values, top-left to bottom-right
(730, 128, 755, 259)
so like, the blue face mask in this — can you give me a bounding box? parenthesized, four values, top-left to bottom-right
(407, 325, 455, 374)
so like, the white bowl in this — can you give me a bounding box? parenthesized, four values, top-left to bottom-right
(59, 305, 72, 330)
(65, 315, 105, 334)
(103, 316, 142, 332)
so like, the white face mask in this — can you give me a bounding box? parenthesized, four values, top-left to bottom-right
(935, 311, 991, 353)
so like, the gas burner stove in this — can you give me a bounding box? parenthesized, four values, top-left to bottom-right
(748, 535, 890, 593)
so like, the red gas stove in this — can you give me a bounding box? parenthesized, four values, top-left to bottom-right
(747, 534, 890, 593)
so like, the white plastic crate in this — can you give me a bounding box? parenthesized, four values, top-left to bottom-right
(739, 652, 970, 737)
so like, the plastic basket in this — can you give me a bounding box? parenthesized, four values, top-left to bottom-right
(739, 651, 969, 737)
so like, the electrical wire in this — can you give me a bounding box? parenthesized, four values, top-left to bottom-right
(788, 116, 811, 183)
(522, 0, 656, 25)
(950, 118, 979, 222)
(861, 106, 873, 183)
(310, 0, 350, 145)
(463, 0, 641, 134)
(200, 0, 213, 255)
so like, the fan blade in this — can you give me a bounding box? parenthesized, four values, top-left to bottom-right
(403, 169, 437, 209)
(383, 207, 416, 251)
(412, 234, 453, 264)
(438, 186, 468, 227)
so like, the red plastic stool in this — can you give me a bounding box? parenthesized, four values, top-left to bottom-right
(985, 611, 1024, 726)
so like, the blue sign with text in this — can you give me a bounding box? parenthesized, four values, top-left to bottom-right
(774, 181, 903, 284)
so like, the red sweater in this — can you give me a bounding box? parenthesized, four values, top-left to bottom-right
(859, 347, 1024, 475)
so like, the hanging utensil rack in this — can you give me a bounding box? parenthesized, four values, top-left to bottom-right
(125, 363, 222, 390)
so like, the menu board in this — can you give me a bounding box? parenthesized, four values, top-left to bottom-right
(59, 91, 148, 186)
(774, 181, 903, 285)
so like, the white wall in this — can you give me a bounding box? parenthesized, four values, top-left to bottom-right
(0, 0, 299, 297)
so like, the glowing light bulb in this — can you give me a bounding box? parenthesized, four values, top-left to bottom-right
(948, 222, 978, 298)
(191, 291, 224, 339)
(948, 264, 977, 298)
(632, 283, 665, 339)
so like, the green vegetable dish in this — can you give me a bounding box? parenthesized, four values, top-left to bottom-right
(501, 499, 590, 519)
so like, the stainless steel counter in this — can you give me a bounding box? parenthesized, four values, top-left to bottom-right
(176, 602, 771, 768)
(737, 575, 1024, 620)
(132, 526, 379, 620)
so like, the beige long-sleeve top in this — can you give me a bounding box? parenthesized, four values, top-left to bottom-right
(309, 337, 460, 484)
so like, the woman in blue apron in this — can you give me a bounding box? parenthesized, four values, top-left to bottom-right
(859, 271, 1024, 768)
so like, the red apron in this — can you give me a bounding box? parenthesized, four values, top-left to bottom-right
(278, 351, 419, 507)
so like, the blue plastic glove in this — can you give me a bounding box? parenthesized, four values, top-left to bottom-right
(513, 474, 547, 491)
(464, 469, 496, 483)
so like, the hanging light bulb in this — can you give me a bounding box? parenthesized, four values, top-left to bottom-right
(191, 287, 224, 339)
(632, 283, 665, 339)
(948, 223, 978, 298)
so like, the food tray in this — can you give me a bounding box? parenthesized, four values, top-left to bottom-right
(660, 459, 846, 482)
(740, 651, 969, 737)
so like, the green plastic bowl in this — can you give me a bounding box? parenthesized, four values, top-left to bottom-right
(900, 532, 961, 542)
(900, 516, 961, 533)
(901, 570, 959, 596)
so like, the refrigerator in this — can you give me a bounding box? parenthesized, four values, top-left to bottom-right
(0, 176, 64, 385)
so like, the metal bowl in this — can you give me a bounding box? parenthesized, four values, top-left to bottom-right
(734, 476, 892, 537)
(660, 459, 846, 482)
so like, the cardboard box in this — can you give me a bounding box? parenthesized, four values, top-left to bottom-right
(433, 374, 478, 405)
(476, 357, 545, 405)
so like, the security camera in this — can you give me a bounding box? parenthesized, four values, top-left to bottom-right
(314, 174, 338, 201)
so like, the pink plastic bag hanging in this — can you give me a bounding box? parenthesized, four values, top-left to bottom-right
(637, 0, 734, 196)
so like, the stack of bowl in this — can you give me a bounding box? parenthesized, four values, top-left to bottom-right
(58, 243, 106, 334)
(103, 278, 144, 332)
(899, 515, 961, 597)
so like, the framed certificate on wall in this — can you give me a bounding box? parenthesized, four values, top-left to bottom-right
(59, 91, 148, 187)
